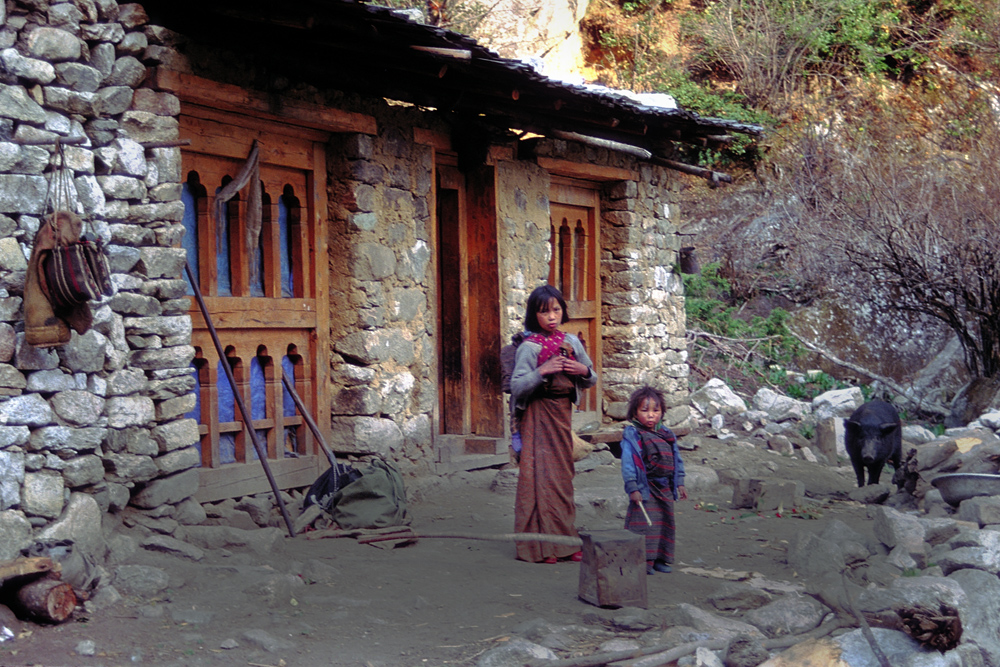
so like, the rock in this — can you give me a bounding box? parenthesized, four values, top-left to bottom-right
(902, 424, 938, 444)
(752, 387, 811, 422)
(690, 378, 747, 418)
(936, 546, 1000, 575)
(34, 493, 108, 562)
(23, 472, 67, 520)
(475, 637, 557, 667)
(958, 496, 1000, 527)
(140, 534, 205, 561)
(243, 574, 300, 607)
(169, 607, 213, 625)
(113, 564, 169, 596)
(871, 505, 926, 549)
(949, 568, 1000, 665)
(665, 603, 765, 641)
(234, 495, 274, 526)
(707, 582, 772, 611)
(130, 468, 199, 508)
(786, 532, 845, 579)
(813, 418, 843, 464)
(759, 628, 945, 666)
(811, 388, 863, 422)
(178, 525, 285, 556)
(0, 509, 32, 560)
(743, 595, 827, 637)
(241, 628, 296, 653)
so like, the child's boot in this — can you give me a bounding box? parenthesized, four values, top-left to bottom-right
(653, 560, 672, 573)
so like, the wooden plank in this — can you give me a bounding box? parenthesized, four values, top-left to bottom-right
(466, 165, 503, 438)
(195, 455, 322, 503)
(538, 157, 638, 182)
(189, 298, 318, 329)
(437, 168, 464, 435)
(0, 557, 57, 584)
(181, 114, 316, 169)
(310, 143, 332, 453)
(153, 68, 376, 135)
(566, 301, 598, 319)
(414, 127, 450, 151)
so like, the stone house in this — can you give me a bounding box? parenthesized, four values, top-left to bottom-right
(0, 0, 759, 544)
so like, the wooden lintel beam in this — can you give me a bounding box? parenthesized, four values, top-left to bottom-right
(150, 68, 377, 135)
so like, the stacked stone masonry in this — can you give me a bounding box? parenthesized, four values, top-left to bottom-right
(0, 0, 198, 552)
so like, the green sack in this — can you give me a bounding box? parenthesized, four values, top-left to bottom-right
(331, 458, 410, 529)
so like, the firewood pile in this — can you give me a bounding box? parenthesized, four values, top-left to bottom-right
(899, 604, 963, 652)
(0, 557, 76, 624)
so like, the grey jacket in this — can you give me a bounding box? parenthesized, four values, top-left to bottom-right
(510, 333, 597, 413)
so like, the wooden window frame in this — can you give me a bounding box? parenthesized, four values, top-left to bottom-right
(158, 70, 376, 501)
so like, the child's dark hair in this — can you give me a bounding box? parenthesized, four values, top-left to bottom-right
(626, 386, 667, 421)
(524, 284, 569, 333)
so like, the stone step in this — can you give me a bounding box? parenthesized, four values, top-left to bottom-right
(434, 453, 510, 475)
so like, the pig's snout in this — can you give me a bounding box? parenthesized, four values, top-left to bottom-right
(860, 441, 881, 463)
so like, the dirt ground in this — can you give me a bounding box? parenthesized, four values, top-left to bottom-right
(0, 440, 875, 667)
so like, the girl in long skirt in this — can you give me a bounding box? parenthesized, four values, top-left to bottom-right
(510, 285, 597, 563)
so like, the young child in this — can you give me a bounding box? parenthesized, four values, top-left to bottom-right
(621, 385, 687, 575)
(510, 284, 597, 563)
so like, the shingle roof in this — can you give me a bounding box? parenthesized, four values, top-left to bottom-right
(143, 0, 762, 178)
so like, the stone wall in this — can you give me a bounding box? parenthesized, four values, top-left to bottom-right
(325, 113, 440, 476)
(0, 0, 200, 558)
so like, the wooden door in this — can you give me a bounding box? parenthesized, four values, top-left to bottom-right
(549, 179, 601, 420)
(436, 161, 503, 438)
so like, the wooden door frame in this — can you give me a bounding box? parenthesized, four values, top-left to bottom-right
(433, 153, 503, 439)
(548, 174, 607, 424)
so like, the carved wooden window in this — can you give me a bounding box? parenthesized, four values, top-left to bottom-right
(178, 108, 331, 502)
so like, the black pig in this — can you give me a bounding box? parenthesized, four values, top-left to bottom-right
(844, 399, 902, 487)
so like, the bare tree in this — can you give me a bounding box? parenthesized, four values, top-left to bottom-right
(781, 93, 1000, 381)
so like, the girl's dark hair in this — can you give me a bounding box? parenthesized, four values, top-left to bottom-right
(626, 386, 666, 421)
(524, 284, 569, 333)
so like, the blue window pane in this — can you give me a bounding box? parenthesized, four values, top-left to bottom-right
(220, 434, 236, 465)
(282, 356, 297, 417)
(250, 357, 266, 419)
(279, 195, 293, 297)
(216, 360, 236, 463)
(216, 360, 235, 422)
(182, 184, 198, 295)
(251, 233, 265, 297)
(282, 356, 298, 457)
(217, 188, 232, 296)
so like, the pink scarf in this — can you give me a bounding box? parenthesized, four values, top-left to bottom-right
(528, 330, 573, 366)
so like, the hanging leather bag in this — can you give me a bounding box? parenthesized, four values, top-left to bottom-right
(40, 216, 112, 309)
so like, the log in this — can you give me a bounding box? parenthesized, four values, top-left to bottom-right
(15, 577, 77, 623)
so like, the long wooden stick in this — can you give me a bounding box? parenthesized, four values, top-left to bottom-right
(281, 370, 337, 471)
(360, 531, 583, 546)
(184, 262, 295, 538)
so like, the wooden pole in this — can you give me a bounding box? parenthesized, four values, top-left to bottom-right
(280, 370, 336, 469)
(184, 262, 295, 538)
